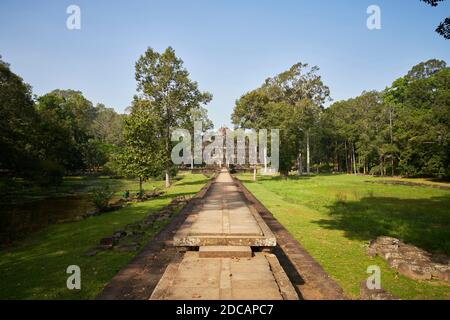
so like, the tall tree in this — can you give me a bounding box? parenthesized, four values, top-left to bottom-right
(233, 63, 330, 176)
(0, 56, 40, 176)
(118, 99, 166, 195)
(36, 89, 97, 172)
(91, 103, 124, 146)
(262, 63, 330, 175)
(134, 47, 212, 187)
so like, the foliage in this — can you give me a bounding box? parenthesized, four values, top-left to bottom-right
(117, 99, 166, 189)
(122, 47, 212, 187)
(420, 0, 449, 39)
(0, 56, 40, 175)
(234, 59, 449, 179)
(91, 103, 124, 146)
(232, 62, 330, 175)
(0, 56, 124, 184)
(90, 184, 115, 211)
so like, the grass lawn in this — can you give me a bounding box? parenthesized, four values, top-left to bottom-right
(0, 172, 209, 300)
(238, 173, 450, 300)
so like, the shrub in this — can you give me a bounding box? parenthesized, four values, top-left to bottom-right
(90, 184, 115, 211)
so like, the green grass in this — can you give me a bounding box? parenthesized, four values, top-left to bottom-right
(238, 173, 450, 300)
(0, 173, 209, 300)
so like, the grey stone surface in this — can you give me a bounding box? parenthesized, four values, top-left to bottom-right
(360, 281, 400, 300)
(150, 252, 298, 300)
(174, 171, 276, 247)
(199, 246, 252, 258)
(368, 236, 450, 283)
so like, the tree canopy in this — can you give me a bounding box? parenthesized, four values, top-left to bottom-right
(420, 0, 450, 39)
(0, 57, 124, 184)
(232, 62, 330, 175)
(233, 59, 449, 178)
(120, 47, 212, 187)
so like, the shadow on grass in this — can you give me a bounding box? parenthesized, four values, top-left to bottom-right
(315, 195, 450, 254)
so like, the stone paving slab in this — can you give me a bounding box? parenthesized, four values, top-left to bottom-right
(174, 171, 275, 247)
(199, 246, 252, 258)
(149, 252, 298, 300)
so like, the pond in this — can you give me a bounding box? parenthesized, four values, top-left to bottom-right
(0, 195, 96, 245)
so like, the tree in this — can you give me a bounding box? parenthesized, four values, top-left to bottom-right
(0, 56, 40, 176)
(233, 62, 330, 176)
(262, 63, 330, 175)
(36, 89, 97, 172)
(406, 59, 447, 80)
(82, 139, 109, 172)
(436, 17, 450, 39)
(318, 59, 449, 179)
(91, 103, 124, 146)
(134, 47, 212, 187)
(384, 62, 449, 177)
(118, 99, 166, 196)
(420, 0, 450, 39)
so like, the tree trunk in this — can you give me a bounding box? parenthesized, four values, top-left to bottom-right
(139, 177, 143, 198)
(298, 135, 303, 175)
(389, 105, 394, 177)
(298, 152, 303, 175)
(335, 142, 339, 172)
(253, 166, 257, 182)
(391, 158, 394, 176)
(344, 141, 349, 173)
(352, 143, 357, 174)
(165, 170, 171, 188)
(380, 156, 384, 177)
(306, 129, 310, 175)
(165, 123, 171, 188)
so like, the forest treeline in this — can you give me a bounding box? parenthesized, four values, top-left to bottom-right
(0, 57, 124, 185)
(1, 53, 449, 186)
(0, 47, 212, 188)
(232, 59, 449, 178)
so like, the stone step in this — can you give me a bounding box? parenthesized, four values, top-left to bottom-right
(199, 246, 252, 258)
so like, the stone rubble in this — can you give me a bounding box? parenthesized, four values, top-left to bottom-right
(82, 195, 191, 257)
(359, 281, 400, 300)
(367, 236, 450, 283)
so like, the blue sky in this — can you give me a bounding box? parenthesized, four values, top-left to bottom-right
(1, 0, 449, 127)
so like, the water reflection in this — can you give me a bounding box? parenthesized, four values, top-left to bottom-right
(0, 195, 95, 244)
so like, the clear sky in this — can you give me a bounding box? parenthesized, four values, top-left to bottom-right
(1, 0, 449, 128)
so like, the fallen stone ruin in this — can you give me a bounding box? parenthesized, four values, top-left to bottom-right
(83, 195, 191, 257)
(359, 281, 400, 300)
(367, 236, 449, 283)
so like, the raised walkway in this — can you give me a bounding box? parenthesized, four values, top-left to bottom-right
(150, 170, 298, 300)
(173, 170, 276, 247)
(97, 169, 345, 300)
